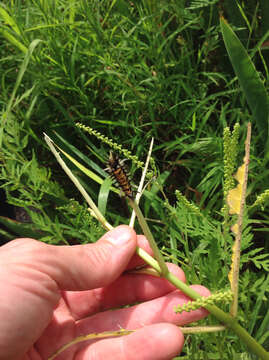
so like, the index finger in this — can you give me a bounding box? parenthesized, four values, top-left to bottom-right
(62, 263, 186, 320)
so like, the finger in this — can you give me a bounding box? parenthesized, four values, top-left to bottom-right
(34, 297, 76, 359)
(75, 323, 184, 360)
(57, 225, 138, 290)
(3, 225, 137, 292)
(63, 263, 186, 319)
(76, 285, 210, 335)
(0, 226, 136, 358)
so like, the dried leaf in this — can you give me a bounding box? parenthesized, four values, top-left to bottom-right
(227, 163, 246, 217)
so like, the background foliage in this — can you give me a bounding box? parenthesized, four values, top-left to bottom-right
(0, 0, 268, 358)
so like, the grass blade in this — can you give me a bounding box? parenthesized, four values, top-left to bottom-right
(0, 4, 21, 35)
(0, 39, 41, 146)
(0, 28, 27, 53)
(220, 17, 269, 152)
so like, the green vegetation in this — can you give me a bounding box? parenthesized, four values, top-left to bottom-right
(0, 1, 269, 358)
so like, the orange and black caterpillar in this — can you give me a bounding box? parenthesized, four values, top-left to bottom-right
(106, 151, 134, 199)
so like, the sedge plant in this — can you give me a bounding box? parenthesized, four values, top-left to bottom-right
(44, 122, 269, 360)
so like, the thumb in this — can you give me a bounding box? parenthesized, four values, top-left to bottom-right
(0, 226, 137, 359)
(48, 225, 138, 290)
(1, 225, 137, 292)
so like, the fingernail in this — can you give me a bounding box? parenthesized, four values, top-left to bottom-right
(106, 226, 132, 246)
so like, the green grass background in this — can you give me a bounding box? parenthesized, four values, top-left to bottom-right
(0, 0, 269, 358)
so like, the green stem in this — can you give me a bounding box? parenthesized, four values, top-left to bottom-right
(136, 250, 269, 359)
(45, 135, 268, 359)
(136, 247, 161, 271)
(168, 273, 269, 359)
(129, 199, 169, 276)
(133, 205, 269, 360)
(44, 134, 113, 231)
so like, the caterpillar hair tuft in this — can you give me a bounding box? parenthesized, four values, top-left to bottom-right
(106, 152, 134, 199)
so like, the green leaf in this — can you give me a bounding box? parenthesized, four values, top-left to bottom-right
(0, 216, 45, 239)
(0, 28, 27, 53)
(53, 143, 120, 196)
(0, 4, 21, 35)
(0, 39, 42, 147)
(53, 132, 106, 177)
(98, 176, 112, 216)
(220, 17, 269, 151)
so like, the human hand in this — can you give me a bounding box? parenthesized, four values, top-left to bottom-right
(0, 225, 209, 360)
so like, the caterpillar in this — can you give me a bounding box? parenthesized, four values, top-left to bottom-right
(106, 151, 134, 199)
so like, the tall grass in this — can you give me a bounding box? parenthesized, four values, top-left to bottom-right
(0, 1, 269, 358)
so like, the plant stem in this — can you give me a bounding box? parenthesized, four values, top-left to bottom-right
(44, 133, 113, 231)
(129, 137, 154, 228)
(136, 250, 269, 359)
(129, 199, 169, 276)
(132, 202, 269, 360)
(45, 134, 268, 359)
